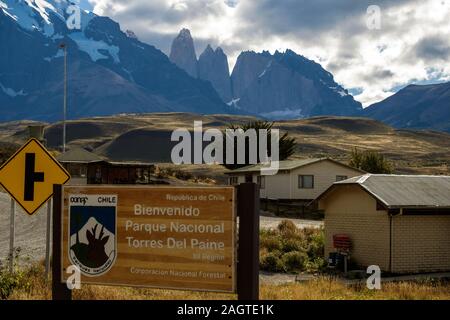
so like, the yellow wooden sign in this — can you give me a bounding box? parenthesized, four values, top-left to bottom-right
(61, 186, 236, 293)
(0, 138, 70, 215)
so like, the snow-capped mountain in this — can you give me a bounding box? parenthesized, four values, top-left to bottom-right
(230, 50, 363, 119)
(168, 29, 362, 120)
(0, 0, 234, 121)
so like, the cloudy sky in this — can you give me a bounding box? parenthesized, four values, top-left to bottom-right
(85, 0, 450, 106)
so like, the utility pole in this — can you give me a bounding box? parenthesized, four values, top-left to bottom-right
(59, 43, 67, 153)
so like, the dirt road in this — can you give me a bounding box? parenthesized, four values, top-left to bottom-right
(0, 192, 49, 263)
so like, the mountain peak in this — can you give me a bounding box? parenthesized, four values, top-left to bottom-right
(365, 81, 450, 132)
(178, 28, 193, 40)
(231, 48, 362, 118)
(202, 44, 214, 55)
(169, 28, 198, 77)
(0, 7, 233, 121)
(198, 43, 232, 102)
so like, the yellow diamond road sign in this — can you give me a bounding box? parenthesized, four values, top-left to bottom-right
(0, 138, 70, 216)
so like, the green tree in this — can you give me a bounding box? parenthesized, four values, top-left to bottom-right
(223, 121, 296, 170)
(349, 147, 393, 174)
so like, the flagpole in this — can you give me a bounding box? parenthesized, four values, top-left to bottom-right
(59, 43, 67, 153)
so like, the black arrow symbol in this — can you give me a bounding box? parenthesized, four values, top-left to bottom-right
(24, 153, 45, 201)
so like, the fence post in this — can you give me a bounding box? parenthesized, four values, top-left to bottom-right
(237, 183, 260, 300)
(52, 184, 72, 300)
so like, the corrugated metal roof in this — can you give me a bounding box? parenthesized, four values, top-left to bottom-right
(226, 158, 363, 174)
(57, 148, 105, 163)
(335, 174, 450, 208)
(107, 161, 155, 167)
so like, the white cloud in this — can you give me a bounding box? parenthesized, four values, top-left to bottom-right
(89, 0, 450, 107)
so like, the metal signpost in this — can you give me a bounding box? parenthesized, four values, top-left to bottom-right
(9, 199, 15, 273)
(0, 138, 70, 274)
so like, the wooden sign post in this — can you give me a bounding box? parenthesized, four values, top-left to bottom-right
(52, 184, 72, 300)
(237, 183, 260, 300)
(52, 183, 259, 300)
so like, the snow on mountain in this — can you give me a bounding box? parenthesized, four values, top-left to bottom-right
(0, 1, 233, 121)
(0, 82, 27, 97)
(261, 108, 304, 119)
(230, 50, 362, 119)
(0, 0, 62, 36)
(69, 31, 120, 63)
(1, 0, 105, 61)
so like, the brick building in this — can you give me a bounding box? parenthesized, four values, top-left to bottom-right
(316, 174, 450, 274)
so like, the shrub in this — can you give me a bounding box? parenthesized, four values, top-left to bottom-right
(282, 238, 305, 252)
(259, 222, 325, 274)
(281, 251, 308, 272)
(304, 257, 327, 273)
(306, 230, 325, 259)
(277, 220, 298, 237)
(0, 248, 32, 300)
(260, 235, 283, 251)
(349, 147, 393, 174)
(260, 251, 285, 272)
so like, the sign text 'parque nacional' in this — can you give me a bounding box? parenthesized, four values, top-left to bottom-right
(61, 186, 236, 293)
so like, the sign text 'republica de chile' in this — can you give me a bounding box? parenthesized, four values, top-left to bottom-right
(61, 186, 236, 293)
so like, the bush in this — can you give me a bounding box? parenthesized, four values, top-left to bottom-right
(260, 235, 283, 251)
(281, 251, 308, 272)
(306, 230, 325, 259)
(259, 222, 325, 274)
(304, 257, 327, 273)
(261, 252, 285, 272)
(349, 147, 393, 174)
(277, 220, 298, 237)
(282, 238, 305, 252)
(0, 248, 33, 300)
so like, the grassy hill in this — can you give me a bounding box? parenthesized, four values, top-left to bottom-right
(1, 113, 449, 175)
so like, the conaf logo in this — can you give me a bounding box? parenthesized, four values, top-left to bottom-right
(68, 199, 117, 276)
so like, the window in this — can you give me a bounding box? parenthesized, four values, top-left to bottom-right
(336, 175, 348, 182)
(79, 166, 87, 178)
(257, 176, 265, 189)
(298, 175, 314, 189)
(229, 176, 239, 185)
(245, 174, 253, 183)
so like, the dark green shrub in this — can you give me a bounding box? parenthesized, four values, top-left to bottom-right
(260, 235, 283, 251)
(281, 251, 308, 272)
(261, 252, 285, 272)
(304, 257, 327, 273)
(0, 248, 32, 299)
(307, 230, 325, 259)
(277, 220, 298, 237)
(282, 238, 305, 252)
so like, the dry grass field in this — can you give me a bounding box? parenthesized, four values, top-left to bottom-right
(1, 113, 449, 176)
(3, 263, 450, 300)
